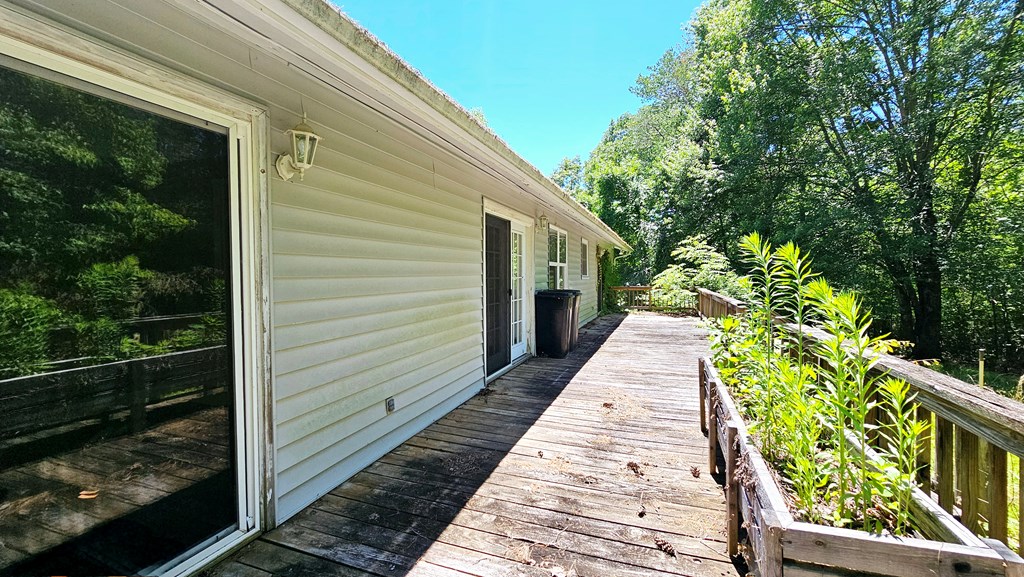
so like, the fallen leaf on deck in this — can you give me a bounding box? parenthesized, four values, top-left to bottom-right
(654, 538, 677, 557)
(626, 461, 644, 477)
(602, 402, 614, 409)
(691, 466, 701, 478)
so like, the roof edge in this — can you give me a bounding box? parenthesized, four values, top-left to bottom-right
(277, 0, 629, 250)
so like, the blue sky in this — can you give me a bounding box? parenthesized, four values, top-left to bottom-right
(333, 1, 701, 175)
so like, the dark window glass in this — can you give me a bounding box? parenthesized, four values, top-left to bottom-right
(0, 62, 238, 576)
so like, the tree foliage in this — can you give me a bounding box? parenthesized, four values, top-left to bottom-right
(567, 0, 1024, 368)
(653, 236, 748, 300)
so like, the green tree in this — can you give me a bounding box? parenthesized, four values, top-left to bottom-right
(653, 235, 748, 299)
(579, 47, 704, 282)
(693, 0, 1024, 359)
(551, 155, 584, 198)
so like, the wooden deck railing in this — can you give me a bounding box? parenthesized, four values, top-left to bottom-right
(696, 287, 747, 318)
(609, 286, 697, 312)
(697, 287, 1024, 552)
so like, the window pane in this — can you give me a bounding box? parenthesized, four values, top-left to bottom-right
(548, 229, 557, 262)
(0, 63, 238, 575)
(548, 266, 557, 288)
(581, 240, 589, 276)
(558, 232, 567, 263)
(512, 235, 520, 277)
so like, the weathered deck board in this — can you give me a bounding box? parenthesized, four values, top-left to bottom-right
(210, 313, 740, 577)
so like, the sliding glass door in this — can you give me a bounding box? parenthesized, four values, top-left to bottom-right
(0, 60, 244, 576)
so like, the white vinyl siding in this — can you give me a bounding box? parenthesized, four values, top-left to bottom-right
(270, 138, 485, 521)
(566, 232, 600, 325)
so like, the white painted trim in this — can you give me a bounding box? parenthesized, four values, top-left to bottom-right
(581, 238, 591, 279)
(0, 11, 270, 575)
(483, 197, 534, 227)
(524, 223, 536, 355)
(510, 222, 527, 360)
(480, 205, 488, 381)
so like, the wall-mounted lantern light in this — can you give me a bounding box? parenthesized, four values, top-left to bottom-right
(276, 114, 322, 181)
(538, 214, 549, 229)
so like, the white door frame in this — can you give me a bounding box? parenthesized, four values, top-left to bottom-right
(510, 222, 527, 360)
(0, 12, 270, 577)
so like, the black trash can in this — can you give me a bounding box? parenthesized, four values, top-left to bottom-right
(535, 290, 574, 358)
(557, 290, 582, 350)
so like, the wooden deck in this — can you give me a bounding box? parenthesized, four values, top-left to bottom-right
(209, 313, 739, 577)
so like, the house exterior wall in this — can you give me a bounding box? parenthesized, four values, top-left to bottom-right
(3, 0, 626, 535)
(270, 148, 486, 521)
(535, 219, 602, 326)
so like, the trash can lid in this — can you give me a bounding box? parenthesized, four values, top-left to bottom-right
(535, 290, 573, 299)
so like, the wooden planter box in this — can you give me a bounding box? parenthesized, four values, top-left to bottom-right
(699, 358, 1024, 577)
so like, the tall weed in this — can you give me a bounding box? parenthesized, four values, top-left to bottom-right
(709, 234, 929, 535)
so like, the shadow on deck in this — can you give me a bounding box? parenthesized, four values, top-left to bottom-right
(211, 313, 741, 577)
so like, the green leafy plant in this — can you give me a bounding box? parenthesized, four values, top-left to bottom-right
(161, 314, 226, 351)
(72, 317, 126, 362)
(709, 234, 929, 535)
(600, 249, 625, 313)
(653, 236, 749, 301)
(0, 288, 60, 377)
(878, 377, 929, 534)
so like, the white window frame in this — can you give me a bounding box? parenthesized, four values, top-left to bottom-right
(548, 225, 568, 289)
(581, 238, 590, 279)
(0, 21, 269, 577)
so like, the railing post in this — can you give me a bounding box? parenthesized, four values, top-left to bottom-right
(726, 423, 739, 557)
(129, 359, 147, 433)
(936, 416, 955, 512)
(699, 358, 707, 435)
(989, 446, 1008, 542)
(708, 381, 719, 475)
(916, 406, 932, 488)
(957, 427, 982, 532)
